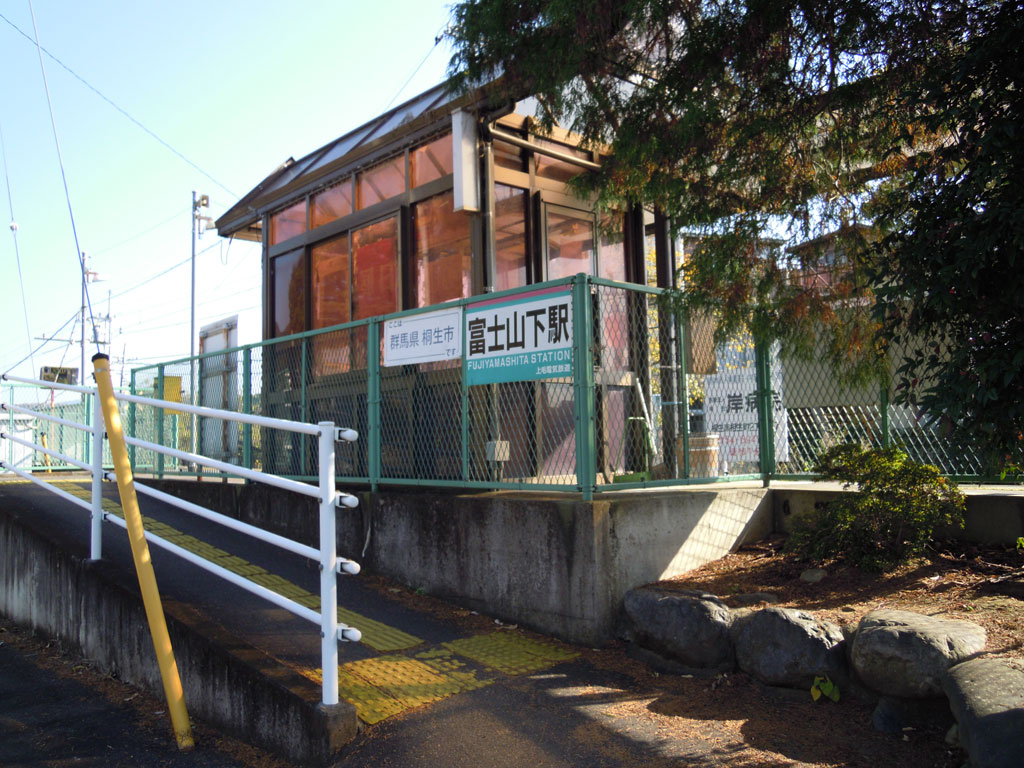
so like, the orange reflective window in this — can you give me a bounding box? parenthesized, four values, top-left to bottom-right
(311, 234, 350, 329)
(411, 133, 453, 188)
(352, 217, 399, 319)
(269, 200, 306, 245)
(493, 139, 523, 171)
(547, 209, 595, 280)
(271, 248, 305, 337)
(356, 155, 405, 209)
(311, 180, 353, 229)
(533, 138, 589, 183)
(494, 184, 527, 292)
(412, 190, 472, 307)
(599, 212, 627, 283)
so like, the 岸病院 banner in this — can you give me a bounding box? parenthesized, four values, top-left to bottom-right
(465, 288, 573, 385)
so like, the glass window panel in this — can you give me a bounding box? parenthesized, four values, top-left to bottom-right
(411, 133, 453, 188)
(352, 216, 399, 319)
(493, 139, 523, 171)
(412, 190, 472, 306)
(547, 208, 595, 280)
(599, 212, 627, 283)
(271, 248, 305, 337)
(494, 184, 527, 292)
(269, 200, 306, 245)
(533, 138, 589, 183)
(311, 180, 353, 229)
(356, 155, 406, 209)
(311, 234, 350, 329)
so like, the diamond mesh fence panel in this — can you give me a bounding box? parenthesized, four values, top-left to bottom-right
(122, 277, 1004, 490)
(593, 284, 675, 484)
(3, 385, 94, 471)
(305, 326, 369, 480)
(772, 331, 989, 477)
(683, 324, 765, 479)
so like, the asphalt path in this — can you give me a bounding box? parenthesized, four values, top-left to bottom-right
(1, 478, 711, 768)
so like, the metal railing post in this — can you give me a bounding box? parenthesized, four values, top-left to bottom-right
(368, 321, 381, 491)
(572, 274, 597, 500)
(242, 346, 252, 470)
(83, 393, 91, 465)
(90, 390, 104, 560)
(7, 384, 13, 467)
(318, 421, 339, 706)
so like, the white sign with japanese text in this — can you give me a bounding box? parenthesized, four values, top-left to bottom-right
(464, 288, 573, 385)
(382, 308, 462, 367)
(703, 344, 789, 471)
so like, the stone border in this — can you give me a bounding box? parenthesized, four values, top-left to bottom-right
(620, 586, 1022, 768)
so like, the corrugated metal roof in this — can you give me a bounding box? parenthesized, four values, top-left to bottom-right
(215, 82, 466, 238)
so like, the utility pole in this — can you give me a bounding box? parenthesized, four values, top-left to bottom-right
(191, 192, 209, 457)
(79, 252, 101, 386)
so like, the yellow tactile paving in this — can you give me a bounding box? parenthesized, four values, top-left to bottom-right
(338, 608, 422, 653)
(444, 632, 578, 676)
(13, 479, 579, 726)
(55, 481, 423, 653)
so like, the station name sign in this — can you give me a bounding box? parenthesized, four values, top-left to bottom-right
(464, 288, 573, 385)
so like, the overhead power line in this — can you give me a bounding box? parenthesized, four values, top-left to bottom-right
(2, 309, 79, 376)
(0, 10, 236, 198)
(92, 206, 190, 256)
(108, 238, 228, 301)
(0, 119, 34, 373)
(27, 0, 100, 360)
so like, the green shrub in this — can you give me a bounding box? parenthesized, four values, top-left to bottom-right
(787, 444, 965, 571)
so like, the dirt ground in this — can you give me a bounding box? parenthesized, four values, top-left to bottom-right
(655, 535, 1024, 660)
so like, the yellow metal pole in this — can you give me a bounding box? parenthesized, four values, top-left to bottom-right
(91, 353, 194, 749)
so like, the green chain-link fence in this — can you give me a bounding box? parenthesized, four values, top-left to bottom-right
(126, 274, 1008, 494)
(2, 383, 114, 472)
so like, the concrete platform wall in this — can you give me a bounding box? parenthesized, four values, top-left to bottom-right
(772, 486, 1024, 544)
(0, 508, 356, 765)
(148, 481, 773, 646)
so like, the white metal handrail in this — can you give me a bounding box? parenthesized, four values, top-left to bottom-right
(1, 372, 96, 395)
(0, 372, 362, 706)
(2, 400, 93, 432)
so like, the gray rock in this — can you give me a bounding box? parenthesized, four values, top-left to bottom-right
(621, 588, 734, 671)
(943, 658, 1024, 768)
(731, 606, 846, 689)
(852, 609, 987, 698)
(800, 568, 828, 583)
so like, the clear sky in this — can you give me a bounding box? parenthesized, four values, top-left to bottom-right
(0, 0, 455, 385)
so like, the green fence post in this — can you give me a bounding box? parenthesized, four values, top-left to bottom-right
(572, 274, 597, 500)
(156, 365, 165, 479)
(460, 325, 470, 484)
(880, 385, 891, 449)
(300, 337, 309, 475)
(368, 320, 381, 492)
(242, 346, 252, 470)
(755, 339, 776, 487)
(678, 311, 691, 478)
(129, 369, 137, 469)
